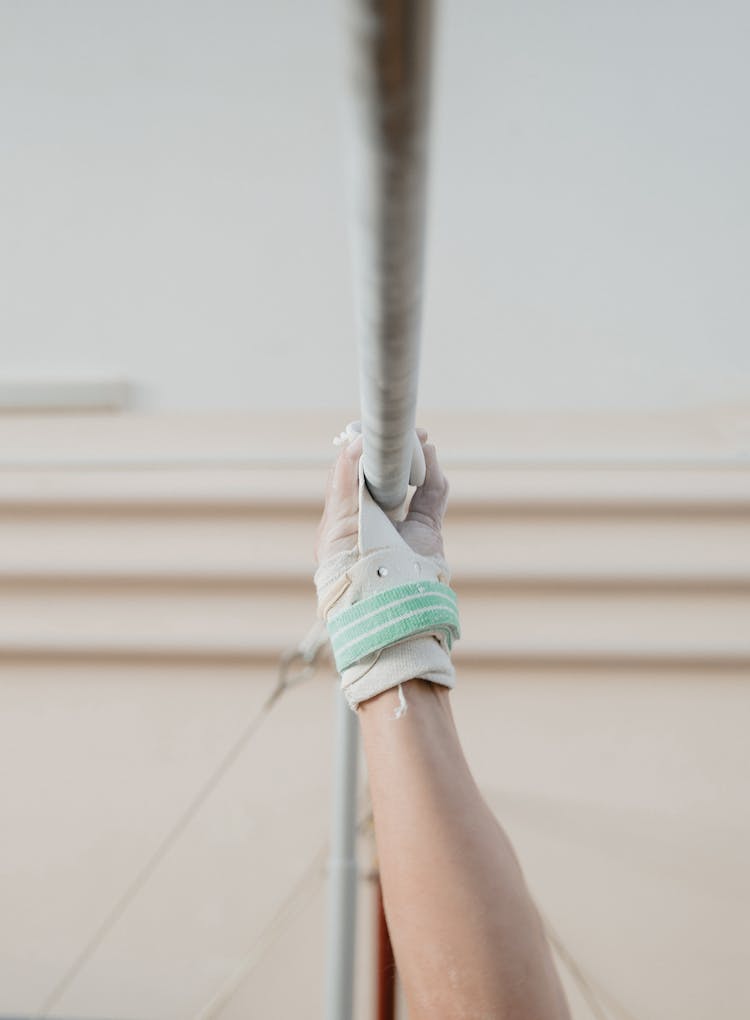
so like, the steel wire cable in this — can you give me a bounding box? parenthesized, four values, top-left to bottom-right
(36, 622, 329, 1017)
(192, 808, 374, 1020)
(542, 912, 641, 1020)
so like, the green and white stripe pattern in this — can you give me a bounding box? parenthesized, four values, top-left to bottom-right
(327, 580, 460, 673)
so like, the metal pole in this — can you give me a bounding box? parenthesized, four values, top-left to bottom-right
(325, 3, 435, 1018)
(324, 688, 360, 1020)
(345, 0, 435, 510)
(375, 873, 397, 1020)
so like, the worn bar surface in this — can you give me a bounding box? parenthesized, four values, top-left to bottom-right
(345, 0, 434, 509)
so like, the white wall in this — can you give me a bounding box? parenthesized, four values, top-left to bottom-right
(1, 0, 748, 412)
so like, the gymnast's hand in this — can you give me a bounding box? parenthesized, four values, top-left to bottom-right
(314, 427, 450, 566)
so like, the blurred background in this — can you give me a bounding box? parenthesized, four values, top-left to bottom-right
(0, 1, 748, 1018)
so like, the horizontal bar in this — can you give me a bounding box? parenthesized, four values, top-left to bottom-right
(345, 0, 434, 508)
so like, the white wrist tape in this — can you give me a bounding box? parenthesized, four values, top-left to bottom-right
(314, 455, 460, 710)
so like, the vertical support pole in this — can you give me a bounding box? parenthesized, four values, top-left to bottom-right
(324, 689, 360, 1020)
(375, 874, 397, 1020)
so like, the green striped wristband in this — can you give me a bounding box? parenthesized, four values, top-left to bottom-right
(327, 580, 460, 673)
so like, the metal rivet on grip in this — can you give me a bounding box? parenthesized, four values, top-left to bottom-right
(377, 566, 388, 577)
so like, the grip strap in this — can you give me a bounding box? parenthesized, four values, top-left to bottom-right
(327, 580, 460, 672)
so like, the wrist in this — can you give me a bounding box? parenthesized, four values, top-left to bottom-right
(359, 676, 450, 711)
(342, 633, 455, 711)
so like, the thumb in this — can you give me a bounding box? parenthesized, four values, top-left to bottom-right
(404, 441, 449, 532)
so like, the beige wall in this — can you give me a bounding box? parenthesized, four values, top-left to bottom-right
(1, 407, 749, 1019)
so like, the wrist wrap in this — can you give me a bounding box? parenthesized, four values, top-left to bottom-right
(328, 579, 459, 673)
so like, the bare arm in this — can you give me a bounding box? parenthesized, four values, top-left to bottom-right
(360, 679, 569, 1020)
(316, 428, 569, 1019)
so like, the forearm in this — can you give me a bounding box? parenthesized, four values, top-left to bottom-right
(359, 679, 569, 1020)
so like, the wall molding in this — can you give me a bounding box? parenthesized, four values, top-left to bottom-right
(1, 408, 748, 669)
